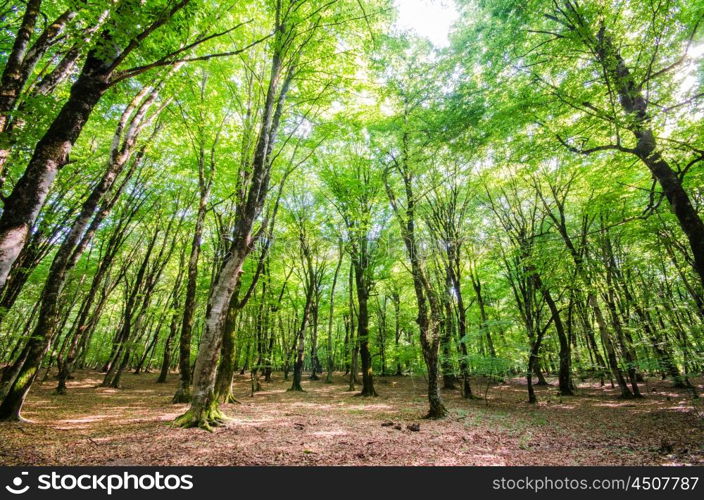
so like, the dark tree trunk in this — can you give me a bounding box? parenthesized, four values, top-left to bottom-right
(440, 274, 457, 389)
(156, 280, 182, 383)
(213, 300, 239, 402)
(0, 0, 42, 176)
(290, 329, 305, 392)
(534, 274, 573, 396)
(0, 95, 154, 418)
(385, 161, 447, 418)
(0, 0, 42, 135)
(101, 227, 163, 388)
(325, 245, 343, 383)
(472, 273, 496, 357)
(309, 301, 320, 381)
(588, 23, 704, 289)
(173, 175, 210, 403)
(354, 262, 377, 397)
(0, 50, 111, 293)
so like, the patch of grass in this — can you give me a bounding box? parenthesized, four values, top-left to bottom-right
(518, 432, 533, 450)
(451, 408, 470, 419)
(531, 414, 548, 426)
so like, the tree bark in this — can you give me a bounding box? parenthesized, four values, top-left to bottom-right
(0, 50, 109, 294)
(385, 162, 447, 418)
(0, 93, 156, 418)
(588, 23, 704, 289)
(325, 244, 343, 383)
(175, 14, 294, 428)
(534, 273, 573, 395)
(0, 0, 193, 293)
(354, 260, 377, 397)
(173, 170, 210, 403)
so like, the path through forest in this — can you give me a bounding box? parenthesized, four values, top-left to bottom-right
(1, 372, 702, 466)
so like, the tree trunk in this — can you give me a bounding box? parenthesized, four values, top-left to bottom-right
(173, 182, 209, 403)
(0, 0, 43, 134)
(472, 273, 496, 357)
(0, 50, 110, 293)
(290, 281, 314, 392)
(354, 262, 377, 397)
(534, 274, 573, 396)
(325, 245, 343, 383)
(174, 246, 248, 429)
(213, 294, 241, 403)
(0, 5, 80, 177)
(385, 164, 446, 418)
(0, 102, 152, 418)
(440, 273, 457, 389)
(308, 301, 320, 381)
(591, 25, 704, 289)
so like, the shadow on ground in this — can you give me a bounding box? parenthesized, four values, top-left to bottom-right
(0, 370, 702, 465)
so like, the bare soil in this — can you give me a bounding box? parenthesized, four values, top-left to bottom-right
(1, 370, 702, 466)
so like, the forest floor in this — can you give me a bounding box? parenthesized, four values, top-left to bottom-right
(0, 370, 703, 466)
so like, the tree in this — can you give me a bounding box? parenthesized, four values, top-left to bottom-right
(0, 0, 263, 293)
(322, 138, 387, 398)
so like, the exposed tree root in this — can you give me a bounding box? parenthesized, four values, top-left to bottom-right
(224, 393, 241, 404)
(173, 403, 228, 432)
(424, 407, 448, 420)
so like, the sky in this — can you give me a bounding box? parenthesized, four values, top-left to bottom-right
(394, 0, 459, 48)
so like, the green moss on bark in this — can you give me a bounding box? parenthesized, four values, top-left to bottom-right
(173, 401, 227, 432)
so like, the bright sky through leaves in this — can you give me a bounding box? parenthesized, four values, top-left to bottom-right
(394, 0, 459, 47)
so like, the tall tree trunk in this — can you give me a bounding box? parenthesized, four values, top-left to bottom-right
(471, 272, 496, 357)
(308, 300, 320, 381)
(586, 21, 704, 289)
(354, 261, 377, 397)
(173, 183, 209, 403)
(0, 99, 155, 418)
(213, 293, 240, 403)
(175, 16, 294, 428)
(392, 293, 403, 377)
(325, 245, 343, 383)
(385, 162, 447, 418)
(156, 274, 183, 383)
(0, 5, 80, 177)
(454, 286, 473, 398)
(0, 0, 43, 136)
(440, 272, 457, 389)
(534, 274, 573, 396)
(0, 51, 111, 292)
(0, 0, 193, 293)
(0, 0, 43, 176)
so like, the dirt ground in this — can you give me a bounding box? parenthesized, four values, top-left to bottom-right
(0, 370, 702, 466)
